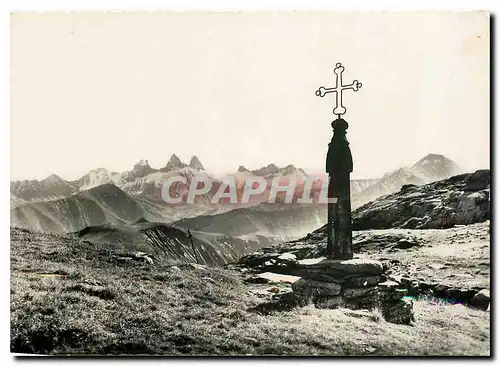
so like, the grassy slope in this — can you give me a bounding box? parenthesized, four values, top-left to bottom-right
(11, 228, 490, 356)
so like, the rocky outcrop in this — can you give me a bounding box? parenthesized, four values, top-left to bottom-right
(352, 154, 461, 209)
(471, 289, 490, 311)
(252, 164, 280, 177)
(122, 160, 157, 182)
(162, 154, 187, 172)
(352, 170, 490, 230)
(189, 155, 205, 171)
(11, 174, 77, 202)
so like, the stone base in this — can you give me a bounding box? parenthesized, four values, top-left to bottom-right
(297, 259, 384, 280)
(292, 278, 341, 297)
(314, 295, 344, 309)
(290, 258, 415, 324)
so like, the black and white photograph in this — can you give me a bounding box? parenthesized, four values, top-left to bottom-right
(8, 9, 491, 356)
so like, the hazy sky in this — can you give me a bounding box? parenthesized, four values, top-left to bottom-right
(11, 11, 490, 181)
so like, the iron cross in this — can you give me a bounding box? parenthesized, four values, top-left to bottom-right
(315, 63, 362, 118)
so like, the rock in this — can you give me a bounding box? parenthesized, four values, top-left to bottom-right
(292, 278, 342, 297)
(314, 296, 344, 309)
(381, 298, 415, 325)
(344, 276, 381, 288)
(343, 287, 378, 299)
(378, 280, 400, 289)
(417, 282, 432, 291)
(465, 170, 490, 191)
(400, 277, 413, 288)
(245, 275, 271, 284)
(278, 253, 297, 261)
(401, 184, 417, 192)
(393, 238, 421, 250)
(343, 292, 380, 310)
(248, 292, 307, 314)
(399, 216, 430, 229)
(267, 286, 282, 294)
(278, 291, 309, 308)
(430, 285, 477, 304)
(379, 288, 406, 301)
(248, 289, 270, 298)
(471, 289, 490, 310)
(446, 288, 477, 304)
(298, 259, 384, 279)
(352, 171, 490, 230)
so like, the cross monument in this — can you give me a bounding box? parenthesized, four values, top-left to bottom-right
(315, 62, 362, 260)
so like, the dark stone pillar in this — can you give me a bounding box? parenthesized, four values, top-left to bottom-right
(326, 118, 353, 260)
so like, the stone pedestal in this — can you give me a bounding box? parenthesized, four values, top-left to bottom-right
(293, 259, 382, 310)
(291, 259, 415, 324)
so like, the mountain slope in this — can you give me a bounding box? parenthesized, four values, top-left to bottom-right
(11, 227, 489, 355)
(11, 184, 147, 233)
(11, 174, 77, 202)
(75, 168, 124, 191)
(74, 221, 272, 266)
(174, 203, 326, 242)
(352, 170, 490, 230)
(122, 160, 157, 182)
(352, 154, 461, 208)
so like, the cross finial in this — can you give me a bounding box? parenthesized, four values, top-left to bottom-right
(315, 62, 362, 119)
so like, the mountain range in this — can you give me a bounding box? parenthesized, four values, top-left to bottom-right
(11, 153, 463, 255)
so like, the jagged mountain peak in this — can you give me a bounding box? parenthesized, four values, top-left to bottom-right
(42, 174, 66, 183)
(411, 153, 460, 181)
(134, 159, 151, 168)
(413, 153, 452, 168)
(252, 163, 280, 176)
(77, 167, 123, 191)
(189, 155, 205, 170)
(279, 164, 307, 176)
(122, 159, 156, 182)
(88, 167, 109, 174)
(164, 154, 187, 171)
(237, 165, 250, 173)
(250, 163, 306, 177)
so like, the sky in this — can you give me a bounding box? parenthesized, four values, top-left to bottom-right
(10, 11, 490, 181)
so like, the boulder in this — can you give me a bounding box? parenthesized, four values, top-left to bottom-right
(393, 238, 421, 250)
(381, 298, 415, 325)
(314, 296, 344, 309)
(292, 278, 342, 297)
(248, 292, 308, 314)
(465, 170, 490, 191)
(343, 292, 380, 310)
(343, 287, 378, 299)
(471, 289, 490, 311)
(379, 288, 406, 301)
(245, 275, 270, 284)
(378, 280, 400, 289)
(278, 253, 297, 261)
